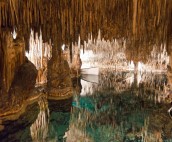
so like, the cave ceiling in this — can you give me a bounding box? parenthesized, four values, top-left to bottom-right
(0, 0, 171, 47)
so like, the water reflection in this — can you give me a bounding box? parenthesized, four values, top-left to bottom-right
(30, 97, 72, 142)
(0, 103, 40, 141)
(30, 96, 51, 142)
(0, 71, 172, 142)
(80, 70, 169, 104)
(0, 97, 72, 142)
(71, 71, 172, 142)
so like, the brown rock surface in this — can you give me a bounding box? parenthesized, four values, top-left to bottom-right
(10, 57, 37, 90)
(48, 54, 73, 98)
(0, 58, 38, 114)
(167, 51, 172, 103)
(0, 31, 25, 93)
(71, 53, 82, 77)
(0, 0, 171, 50)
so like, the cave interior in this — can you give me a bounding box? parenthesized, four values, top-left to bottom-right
(0, 0, 172, 141)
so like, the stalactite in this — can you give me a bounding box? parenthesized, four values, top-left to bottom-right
(78, 31, 169, 72)
(0, 0, 169, 49)
(26, 29, 52, 85)
(133, 0, 137, 36)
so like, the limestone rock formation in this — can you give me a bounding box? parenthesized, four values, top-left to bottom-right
(26, 29, 52, 85)
(0, 0, 171, 50)
(61, 44, 82, 77)
(0, 31, 25, 93)
(0, 0, 171, 86)
(0, 58, 38, 114)
(48, 54, 72, 98)
(71, 53, 82, 76)
(0, 0, 172, 118)
(167, 52, 172, 103)
(10, 57, 38, 91)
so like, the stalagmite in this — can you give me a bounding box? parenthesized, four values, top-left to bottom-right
(26, 29, 52, 85)
(76, 31, 169, 72)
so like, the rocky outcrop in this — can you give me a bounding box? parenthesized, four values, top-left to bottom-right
(26, 29, 52, 85)
(0, 58, 38, 114)
(0, 1, 171, 91)
(10, 57, 37, 91)
(0, 0, 171, 118)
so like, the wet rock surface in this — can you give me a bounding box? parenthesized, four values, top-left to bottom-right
(0, 102, 39, 142)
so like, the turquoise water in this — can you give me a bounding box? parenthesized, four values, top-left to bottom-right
(0, 71, 172, 142)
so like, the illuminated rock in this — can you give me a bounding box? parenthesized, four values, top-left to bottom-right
(48, 42, 73, 98)
(78, 31, 169, 73)
(0, 31, 25, 93)
(0, 58, 38, 114)
(26, 29, 52, 85)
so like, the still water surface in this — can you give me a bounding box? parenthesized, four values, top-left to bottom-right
(0, 71, 172, 142)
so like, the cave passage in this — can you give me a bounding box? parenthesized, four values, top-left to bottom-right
(0, 0, 172, 142)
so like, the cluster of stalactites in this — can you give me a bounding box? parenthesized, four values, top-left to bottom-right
(80, 30, 128, 69)
(61, 36, 82, 71)
(0, 0, 170, 44)
(26, 29, 52, 84)
(136, 44, 169, 73)
(79, 30, 169, 72)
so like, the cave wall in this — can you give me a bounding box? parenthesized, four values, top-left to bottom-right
(0, 31, 25, 93)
